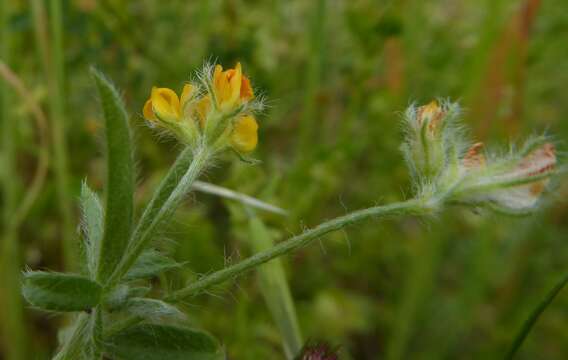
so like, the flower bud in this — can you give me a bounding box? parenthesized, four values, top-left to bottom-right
(452, 141, 556, 214)
(401, 100, 455, 180)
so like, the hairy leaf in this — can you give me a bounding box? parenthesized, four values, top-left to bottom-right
(22, 272, 102, 312)
(104, 324, 223, 360)
(80, 181, 104, 278)
(124, 250, 181, 281)
(91, 68, 135, 282)
(125, 298, 185, 321)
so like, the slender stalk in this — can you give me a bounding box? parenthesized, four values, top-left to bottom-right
(505, 272, 568, 360)
(167, 198, 432, 302)
(49, 0, 74, 269)
(0, 1, 27, 358)
(107, 145, 211, 287)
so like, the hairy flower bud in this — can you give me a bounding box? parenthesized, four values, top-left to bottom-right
(450, 140, 556, 214)
(401, 100, 457, 180)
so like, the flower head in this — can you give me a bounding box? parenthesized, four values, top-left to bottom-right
(401, 100, 558, 215)
(141, 62, 260, 156)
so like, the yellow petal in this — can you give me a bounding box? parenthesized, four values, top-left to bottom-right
(196, 95, 211, 128)
(143, 98, 156, 121)
(227, 63, 243, 107)
(231, 115, 258, 153)
(151, 87, 181, 121)
(240, 74, 254, 101)
(180, 83, 194, 110)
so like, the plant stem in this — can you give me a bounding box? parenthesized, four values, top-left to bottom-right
(49, 0, 75, 270)
(505, 272, 568, 360)
(53, 314, 91, 360)
(107, 146, 210, 287)
(167, 198, 432, 302)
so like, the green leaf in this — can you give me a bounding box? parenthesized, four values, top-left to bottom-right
(91, 68, 135, 282)
(104, 324, 223, 360)
(124, 250, 181, 281)
(124, 298, 184, 321)
(80, 181, 104, 278)
(22, 271, 102, 312)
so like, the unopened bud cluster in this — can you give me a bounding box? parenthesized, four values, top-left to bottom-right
(402, 100, 557, 214)
(143, 62, 260, 154)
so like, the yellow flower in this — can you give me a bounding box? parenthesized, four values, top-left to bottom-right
(230, 115, 258, 153)
(143, 84, 193, 123)
(212, 62, 254, 111)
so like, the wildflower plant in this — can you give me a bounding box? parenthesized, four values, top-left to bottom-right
(21, 63, 560, 359)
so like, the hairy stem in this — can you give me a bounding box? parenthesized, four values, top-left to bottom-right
(167, 198, 432, 302)
(53, 314, 91, 360)
(107, 145, 210, 287)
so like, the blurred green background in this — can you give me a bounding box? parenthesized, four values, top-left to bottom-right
(1, 0, 568, 359)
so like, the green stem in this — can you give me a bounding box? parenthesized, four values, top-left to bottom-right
(167, 198, 431, 302)
(53, 314, 91, 360)
(107, 146, 210, 287)
(49, 0, 74, 270)
(505, 272, 568, 360)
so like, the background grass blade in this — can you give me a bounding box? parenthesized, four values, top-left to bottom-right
(247, 212, 303, 359)
(0, 0, 28, 357)
(48, 0, 75, 270)
(505, 272, 568, 359)
(91, 68, 135, 282)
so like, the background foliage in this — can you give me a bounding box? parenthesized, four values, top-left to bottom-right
(1, 0, 568, 358)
